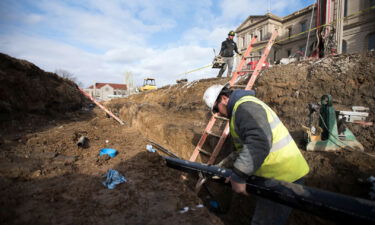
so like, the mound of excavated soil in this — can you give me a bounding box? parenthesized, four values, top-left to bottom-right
(0, 53, 85, 118)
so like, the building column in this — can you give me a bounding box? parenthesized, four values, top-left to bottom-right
(335, 0, 344, 54)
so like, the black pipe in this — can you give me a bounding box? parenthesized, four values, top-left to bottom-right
(147, 139, 180, 158)
(164, 156, 375, 224)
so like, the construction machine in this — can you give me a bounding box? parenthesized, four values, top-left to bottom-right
(139, 78, 157, 92)
(303, 94, 365, 151)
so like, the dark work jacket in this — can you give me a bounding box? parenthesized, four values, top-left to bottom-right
(227, 90, 273, 183)
(219, 38, 239, 57)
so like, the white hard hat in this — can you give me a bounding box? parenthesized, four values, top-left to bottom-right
(203, 84, 225, 111)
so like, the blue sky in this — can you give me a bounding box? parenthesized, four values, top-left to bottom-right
(0, 0, 315, 87)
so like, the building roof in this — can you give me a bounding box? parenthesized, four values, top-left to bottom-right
(282, 4, 315, 22)
(236, 4, 315, 32)
(88, 83, 127, 90)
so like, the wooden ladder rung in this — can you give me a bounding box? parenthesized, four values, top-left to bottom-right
(206, 131, 221, 138)
(213, 114, 229, 121)
(230, 85, 247, 89)
(238, 69, 254, 73)
(245, 56, 261, 59)
(198, 148, 212, 156)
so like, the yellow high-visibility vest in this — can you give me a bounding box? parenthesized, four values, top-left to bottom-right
(230, 96, 309, 182)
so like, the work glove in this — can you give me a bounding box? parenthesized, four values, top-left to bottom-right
(216, 152, 238, 168)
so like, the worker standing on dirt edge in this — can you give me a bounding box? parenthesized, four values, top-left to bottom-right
(203, 84, 310, 225)
(217, 31, 242, 78)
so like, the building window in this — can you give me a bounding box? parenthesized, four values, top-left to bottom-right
(259, 29, 263, 41)
(344, 0, 348, 17)
(368, 33, 375, 50)
(287, 27, 292, 38)
(105, 87, 110, 92)
(300, 21, 307, 32)
(371, 0, 375, 7)
(342, 40, 347, 53)
(241, 36, 245, 48)
(287, 49, 291, 57)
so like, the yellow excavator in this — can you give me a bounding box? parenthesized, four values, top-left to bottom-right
(139, 78, 157, 92)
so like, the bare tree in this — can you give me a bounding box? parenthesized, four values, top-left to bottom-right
(55, 69, 83, 87)
(124, 71, 135, 95)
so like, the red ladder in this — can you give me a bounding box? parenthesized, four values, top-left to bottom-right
(189, 30, 278, 166)
(188, 35, 257, 162)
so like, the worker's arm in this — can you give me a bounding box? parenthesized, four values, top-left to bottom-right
(234, 42, 240, 55)
(231, 102, 272, 183)
(219, 41, 225, 56)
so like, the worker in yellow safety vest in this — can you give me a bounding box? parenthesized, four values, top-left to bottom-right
(203, 84, 310, 225)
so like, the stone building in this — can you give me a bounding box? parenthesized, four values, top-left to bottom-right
(235, 0, 375, 63)
(340, 0, 375, 53)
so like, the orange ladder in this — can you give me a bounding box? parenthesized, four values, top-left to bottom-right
(189, 30, 278, 170)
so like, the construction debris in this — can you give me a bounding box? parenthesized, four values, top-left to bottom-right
(304, 94, 364, 152)
(102, 169, 127, 189)
(77, 136, 89, 148)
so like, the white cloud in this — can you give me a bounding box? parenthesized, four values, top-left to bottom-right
(24, 14, 43, 24)
(104, 46, 155, 64)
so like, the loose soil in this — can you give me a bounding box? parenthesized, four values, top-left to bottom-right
(0, 52, 374, 225)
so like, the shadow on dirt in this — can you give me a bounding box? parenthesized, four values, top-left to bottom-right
(0, 151, 223, 225)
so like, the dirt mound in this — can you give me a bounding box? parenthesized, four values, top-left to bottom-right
(0, 53, 85, 118)
(255, 51, 375, 151)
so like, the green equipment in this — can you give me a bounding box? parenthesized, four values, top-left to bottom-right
(304, 95, 364, 151)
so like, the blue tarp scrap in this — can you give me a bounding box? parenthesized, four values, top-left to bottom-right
(102, 169, 127, 189)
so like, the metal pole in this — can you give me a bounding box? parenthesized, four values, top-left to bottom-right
(304, 2, 316, 58)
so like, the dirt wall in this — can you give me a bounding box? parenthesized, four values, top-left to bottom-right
(0, 53, 85, 118)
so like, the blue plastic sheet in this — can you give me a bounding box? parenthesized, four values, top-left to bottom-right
(102, 169, 127, 189)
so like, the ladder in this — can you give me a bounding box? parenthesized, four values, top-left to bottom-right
(189, 30, 278, 190)
(188, 35, 258, 163)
